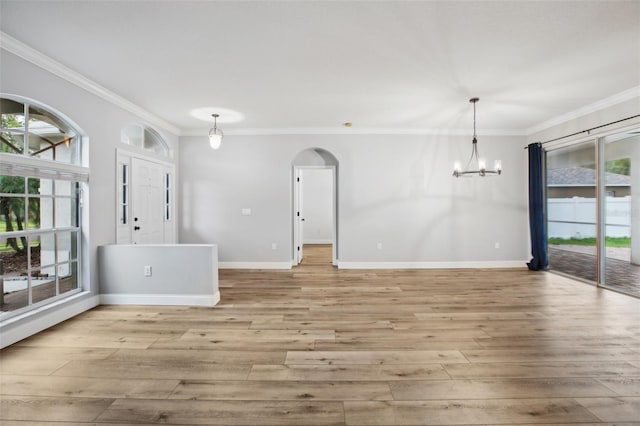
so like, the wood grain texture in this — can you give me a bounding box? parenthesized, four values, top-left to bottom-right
(1, 245, 639, 424)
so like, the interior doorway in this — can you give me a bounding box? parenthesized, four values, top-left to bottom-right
(292, 148, 339, 267)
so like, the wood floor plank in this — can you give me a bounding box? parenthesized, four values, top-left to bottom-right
(0, 375, 180, 399)
(0, 346, 116, 361)
(344, 399, 600, 425)
(461, 348, 640, 363)
(576, 397, 640, 422)
(285, 350, 468, 365)
(443, 361, 640, 379)
(106, 348, 286, 365)
(52, 359, 251, 380)
(389, 378, 618, 400)
(0, 357, 70, 376)
(314, 339, 482, 350)
(97, 399, 345, 425)
(596, 377, 640, 396)
(0, 395, 114, 422)
(248, 364, 450, 381)
(169, 380, 393, 401)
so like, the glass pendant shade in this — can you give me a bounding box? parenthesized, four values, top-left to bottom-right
(209, 130, 223, 149)
(208, 113, 223, 149)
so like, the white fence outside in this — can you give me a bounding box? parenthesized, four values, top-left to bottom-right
(548, 197, 631, 239)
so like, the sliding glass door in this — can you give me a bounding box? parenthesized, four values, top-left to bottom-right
(546, 140, 597, 282)
(545, 129, 639, 297)
(602, 132, 639, 297)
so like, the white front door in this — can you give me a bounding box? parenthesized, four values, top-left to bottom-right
(132, 157, 165, 244)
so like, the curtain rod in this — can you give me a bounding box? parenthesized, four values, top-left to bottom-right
(524, 114, 640, 149)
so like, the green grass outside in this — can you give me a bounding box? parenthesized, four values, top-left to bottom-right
(548, 236, 631, 248)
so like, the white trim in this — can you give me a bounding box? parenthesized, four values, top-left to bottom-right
(100, 292, 220, 307)
(0, 152, 89, 181)
(182, 127, 525, 137)
(303, 239, 333, 244)
(0, 293, 99, 349)
(218, 261, 293, 270)
(527, 86, 640, 135)
(0, 32, 181, 136)
(337, 261, 527, 269)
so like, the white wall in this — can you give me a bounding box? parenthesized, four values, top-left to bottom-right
(98, 244, 219, 306)
(179, 133, 529, 267)
(301, 168, 333, 244)
(0, 49, 179, 344)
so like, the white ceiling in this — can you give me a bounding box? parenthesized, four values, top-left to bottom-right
(1, 0, 639, 134)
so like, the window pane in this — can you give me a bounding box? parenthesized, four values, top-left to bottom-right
(28, 177, 53, 195)
(38, 197, 54, 231)
(1, 132, 24, 154)
(27, 198, 41, 230)
(55, 180, 73, 196)
(29, 106, 79, 165)
(57, 232, 77, 264)
(0, 175, 25, 194)
(0, 197, 26, 236)
(0, 235, 29, 312)
(55, 197, 77, 228)
(59, 261, 78, 294)
(40, 234, 55, 269)
(0, 99, 25, 131)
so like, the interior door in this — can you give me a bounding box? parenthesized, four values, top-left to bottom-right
(132, 157, 164, 244)
(296, 169, 304, 264)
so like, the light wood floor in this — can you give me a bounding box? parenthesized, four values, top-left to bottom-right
(1, 244, 639, 425)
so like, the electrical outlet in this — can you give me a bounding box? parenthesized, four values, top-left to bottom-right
(377, 242, 383, 250)
(144, 265, 152, 277)
(271, 243, 278, 250)
(494, 242, 500, 249)
(241, 208, 251, 216)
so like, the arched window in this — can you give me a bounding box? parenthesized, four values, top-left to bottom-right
(121, 124, 169, 157)
(0, 95, 88, 318)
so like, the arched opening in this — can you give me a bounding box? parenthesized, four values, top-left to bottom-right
(292, 148, 339, 267)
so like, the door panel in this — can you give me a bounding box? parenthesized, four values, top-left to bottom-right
(132, 158, 164, 244)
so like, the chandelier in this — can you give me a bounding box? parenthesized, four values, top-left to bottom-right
(453, 97, 501, 177)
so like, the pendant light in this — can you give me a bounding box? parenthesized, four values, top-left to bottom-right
(208, 113, 224, 149)
(453, 97, 501, 177)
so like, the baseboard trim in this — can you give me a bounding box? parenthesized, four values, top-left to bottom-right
(100, 292, 220, 307)
(219, 262, 293, 270)
(303, 240, 333, 244)
(337, 260, 527, 269)
(0, 293, 100, 349)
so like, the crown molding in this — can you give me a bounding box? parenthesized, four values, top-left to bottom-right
(0, 31, 181, 135)
(4, 32, 636, 140)
(526, 86, 640, 136)
(181, 127, 526, 137)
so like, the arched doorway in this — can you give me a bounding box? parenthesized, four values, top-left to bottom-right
(292, 148, 339, 266)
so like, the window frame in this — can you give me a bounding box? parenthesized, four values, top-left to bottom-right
(0, 95, 88, 320)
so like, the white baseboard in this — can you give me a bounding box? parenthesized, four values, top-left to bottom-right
(219, 262, 293, 270)
(100, 291, 220, 307)
(337, 260, 527, 269)
(0, 293, 100, 349)
(303, 240, 333, 244)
